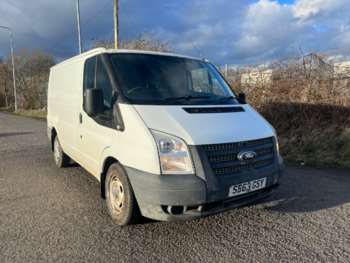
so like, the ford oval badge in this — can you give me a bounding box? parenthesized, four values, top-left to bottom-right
(237, 151, 257, 161)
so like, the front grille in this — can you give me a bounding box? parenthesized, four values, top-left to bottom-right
(200, 137, 275, 176)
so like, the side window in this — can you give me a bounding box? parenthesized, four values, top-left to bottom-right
(190, 68, 225, 96)
(209, 72, 226, 96)
(190, 68, 211, 93)
(96, 56, 113, 110)
(84, 56, 96, 90)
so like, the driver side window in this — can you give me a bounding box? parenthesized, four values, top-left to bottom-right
(83, 55, 114, 127)
(84, 56, 96, 91)
(96, 56, 113, 110)
(83, 56, 113, 112)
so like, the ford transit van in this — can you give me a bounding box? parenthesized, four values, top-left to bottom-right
(47, 48, 284, 225)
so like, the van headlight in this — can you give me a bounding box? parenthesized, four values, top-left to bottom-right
(151, 130, 194, 175)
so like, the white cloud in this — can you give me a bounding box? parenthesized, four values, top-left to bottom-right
(293, 0, 348, 20)
(0, 0, 110, 57)
(233, 0, 301, 61)
(231, 0, 350, 64)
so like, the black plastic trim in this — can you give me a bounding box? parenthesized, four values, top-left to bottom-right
(183, 107, 245, 114)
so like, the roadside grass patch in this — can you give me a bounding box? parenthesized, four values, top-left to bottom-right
(341, 128, 350, 167)
(15, 109, 47, 120)
(260, 102, 350, 168)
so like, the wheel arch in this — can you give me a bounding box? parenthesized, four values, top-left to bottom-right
(50, 127, 57, 152)
(100, 156, 119, 199)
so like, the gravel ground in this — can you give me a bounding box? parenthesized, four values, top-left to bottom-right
(0, 112, 349, 263)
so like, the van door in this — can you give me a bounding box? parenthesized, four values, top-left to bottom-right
(78, 55, 115, 177)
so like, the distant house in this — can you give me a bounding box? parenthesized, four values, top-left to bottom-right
(332, 61, 350, 96)
(333, 61, 350, 77)
(240, 68, 273, 86)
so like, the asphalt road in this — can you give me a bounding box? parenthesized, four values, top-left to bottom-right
(0, 112, 350, 263)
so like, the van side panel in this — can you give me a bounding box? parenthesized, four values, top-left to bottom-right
(47, 59, 83, 159)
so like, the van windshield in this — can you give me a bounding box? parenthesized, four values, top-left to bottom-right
(109, 53, 238, 105)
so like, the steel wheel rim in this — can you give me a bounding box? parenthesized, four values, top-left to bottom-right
(54, 138, 60, 164)
(109, 176, 125, 214)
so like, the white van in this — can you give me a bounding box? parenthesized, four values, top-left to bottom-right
(47, 48, 284, 225)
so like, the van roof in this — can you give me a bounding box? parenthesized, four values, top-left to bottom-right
(105, 49, 202, 61)
(51, 48, 204, 69)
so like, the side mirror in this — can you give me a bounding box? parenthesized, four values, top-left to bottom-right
(238, 93, 246, 104)
(85, 88, 104, 117)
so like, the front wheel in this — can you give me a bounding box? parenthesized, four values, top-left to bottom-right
(53, 136, 70, 168)
(105, 163, 140, 226)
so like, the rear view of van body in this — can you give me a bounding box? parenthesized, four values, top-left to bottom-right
(47, 48, 284, 225)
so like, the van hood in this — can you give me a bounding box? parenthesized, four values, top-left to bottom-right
(133, 105, 276, 145)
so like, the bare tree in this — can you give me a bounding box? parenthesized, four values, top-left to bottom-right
(230, 52, 348, 108)
(93, 35, 171, 52)
(1, 50, 55, 109)
(0, 60, 12, 108)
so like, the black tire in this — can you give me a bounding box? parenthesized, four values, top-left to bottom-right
(53, 136, 70, 168)
(105, 163, 140, 226)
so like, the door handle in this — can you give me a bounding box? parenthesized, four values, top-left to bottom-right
(79, 113, 83, 124)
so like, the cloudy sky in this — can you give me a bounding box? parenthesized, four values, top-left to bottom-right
(0, 0, 349, 65)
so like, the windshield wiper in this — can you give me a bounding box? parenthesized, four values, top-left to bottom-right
(164, 95, 211, 101)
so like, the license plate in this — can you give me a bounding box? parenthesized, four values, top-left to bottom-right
(228, 178, 267, 197)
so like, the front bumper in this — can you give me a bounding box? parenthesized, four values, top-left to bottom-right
(126, 159, 283, 221)
(127, 137, 284, 221)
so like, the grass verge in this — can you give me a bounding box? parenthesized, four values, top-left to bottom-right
(15, 109, 47, 120)
(0, 108, 46, 120)
(260, 102, 350, 169)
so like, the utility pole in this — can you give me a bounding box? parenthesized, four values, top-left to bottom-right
(0, 26, 17, 112)
(114, 0, 119, 49)
(76, 0, 82, 54)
